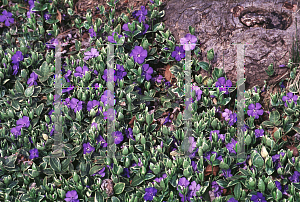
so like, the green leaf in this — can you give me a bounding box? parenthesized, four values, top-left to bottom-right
(153, 22, 164, 32)
(293, 126, 300, 133)
(198, 61, 210, 71)
(11, 99, 20, 110)
(24, 85, 35, 97)
(35, 103, 44, 116)
(269, 110, 280, 123)
(15, 80, 24, 94)
(28, 169, 40, 178)
(252, 154, 264, 169)
(114, 182, 125, 195)
(89, 165, 104, 176)
(45, 19, 59, 24)
(216, 179, 229, 188)
(131, 174, 144, 186)
(189, 25, 195, 35)
(49, 157, 61, 172)
(111, 196, 120, 202)
(40, 61, 49, 76)
(234, 182, 242, 199)
(43, 168, 55, 175)
(144, 173, 155, 181)
(95, 192, 104, 202)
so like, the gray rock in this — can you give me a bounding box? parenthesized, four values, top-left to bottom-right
(162, 0, 300, 90)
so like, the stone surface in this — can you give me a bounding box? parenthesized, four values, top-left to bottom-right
(162, 0, 300, 91)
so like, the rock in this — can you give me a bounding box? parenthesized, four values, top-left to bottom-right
(162, 0, 300, 91)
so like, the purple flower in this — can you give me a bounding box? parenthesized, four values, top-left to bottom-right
(69, 98, 84, 113)
(122, 168, 130, 178)
(126, 127, 135, 141)
(64, 70, 72, 82)
(226, 138, 237, 154)
(192, 85, 202, 101)
(228, 198, 238, 202)
(227, 113, 237, 127)
(211, 181, 223, 197)
(29, 148, 39, 159)
(222, 109, 232, 121)
(113, 131, 123, 144)
(0, 10, 14, 26)
(156, 75, 164, 83)
(27, 72, 38, 86)
(89, 27, 96, 38)
(215, 77, 232, 95)
(139, 23, 149, 36)
(44, 12, 51, 20)
(11, 51, 24, 64)
(178, 177, 190, 188)
(247, 103, 264, 119)
(96, 135, 107, 147)
(189, 181, 200, 197)
(142, 64, 153, 81)
(191, 161, 198, 172)
(11, 126, 23, 137)
(130, 46, 147, 64)
(84, 48, 99, 60)
(74, 66, 89, 78)
(65, 190, 79, 202)
(163, 114, 172, 125)
(108, 32, 122, 43)
(171, 46, 185, 62)
(101, 90, 115, 106)
(92, 167, 105, 177)
(282, 92, 298, 107)
(149, 0, 154, 3)
(17, 116, 30, 128)
(144, 187, 157, 201)
(222, 168, 233, 178)
(289, 171, 300, 183)
(115, 64, 127, 82)
(83, 142, 95, 154)
(180, 34, 197, 51)
(136, 6, 148, 23)
(254, 129, 264, 138)
(251, 192, 266, 202)
(63, 98, 71, 108)
(91, 122, 98, 129)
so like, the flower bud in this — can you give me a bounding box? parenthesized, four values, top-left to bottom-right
(261, 146, 268, 158)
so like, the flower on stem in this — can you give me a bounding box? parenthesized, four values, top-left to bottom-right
(254, 129, 264, 138)
(144, 187, 157, 201)
(102, 69, 117, 83)
(251, 192, 267, 202)
(83, 142, 95, 154)
(180, 34, 197, 51)
(113, 131, 123, 144)
(211, 181, 223, 197)
(282, 92, 298, 107)
(69, 98, 84, 113)
(27, 72, 38, 86)
(12, 51, 24, 64)
(84, 48, 99, 60)
(17, 116, 30, 128)
(215, 77, 232, 95)
(289, 171, 300, 183)
(100, 90, 115, 106)
(226, 138, 237, 154)
(130, 46, 147, 64)
(96, 135, 107, 147)
(142, 64, 153, 81)
(64, 70, 72, 82)
(74, 66, 89, 78)
(64, 190, 79, 202)
(171, 46, 185, 62)
(247, 103, 264, 119)
(115, 64, 127, 82)
(92, 167, 105, 177)
(0, 10, 14, 26)
(29, 148, 39, 159)
(136, 6, 148, 23)
(89, 27, 96, 38)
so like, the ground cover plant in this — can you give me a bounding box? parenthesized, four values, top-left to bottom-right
(0, 0, 300, 201)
